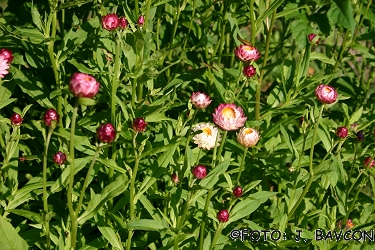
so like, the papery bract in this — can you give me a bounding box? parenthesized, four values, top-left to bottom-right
(192, 123, 221, 150)
(190, 92, 212, 109)
(336, 127, 348, 139)
(356, 131, 365, 142)
(43, 109, 59, 127)
(233, 186, 243, 198)
(364, 156, 375, 169)
(53, 151, 67, 165)
(119, 17, 128, 29)
(236, 127, 260, 148)
(69, 72, 100, 98)
(217, 209, 229, 222)
(243, 65, 256, 78)
(10, 113, 23, 126)
(234, 45, 260, 62)
(315, 84, 338, 104)
(102, 13, 119, 30)
(213, 103, 247, 131)
(97, 123, 116, 143)
(0, 48, 14, 64)
(138, 15, 145, 26)
(0, 56, 10, 78)
(132, 118, 148, 133)
(192, 165, 207, 179)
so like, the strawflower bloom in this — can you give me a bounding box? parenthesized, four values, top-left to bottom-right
(0, 48, 14, 64)
(213, 103, 247, 131)
(53, 151, 67, 165)
(217, 209, 229, 222)
(0, 55, 10, 78)
(236, 127, 260, 148)
(69, 72, 100, 98)
(243, 65, 256, 78)
(10, 113, 23, 126)
(364, 156, 375, 169)
(315, 84, 338, 104)
(336, 127, 348, 139)
(192, 123, 221, 150)
(43, 109, 59, 127)
(190, 92, 212, 109)
(119, 17, 128, 29)
(234, 45, 260, 62)
(132, 118, 148, 133)
(356, 131, 365, 142)
(192, 165, 207, 179)
(233, 186, 243, 198)
(97, 123, 116, 143)
(138, 15, 145, 26)
(171, 173, 179, 183)
(101, 13, 119, 31)
(345, 219, 354, 230)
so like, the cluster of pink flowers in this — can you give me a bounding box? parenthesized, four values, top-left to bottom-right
(0, 48, 14, 78)
(234, 44, 259, 78)
(101, 13, 145, 31)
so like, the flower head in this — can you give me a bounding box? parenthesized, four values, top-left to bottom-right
(53, 151, 67, 165)
(336, 127, 348, 139)
(236, 127, 260, 148)
(171, 173, 179, 184)
(97, 123, 116, 143)
(119, 17, 128, 29)
(364, 156, 375, 169)
(0, 55, 10, 78)
(192, 165, 207, 179)
(69, 72, 100, 98)
(233, 186, 243, 198)
(190, 92, 212, 109)
(308, 33, 319, 44)
(0, 48, 14, 64)
(356, 131, 365, 142)
(192, 123, 221, 150)
(101, 13, 119, 31)
(345, 219, 354, 230)
(234, 45, 260, 62)
(10, 113, 23, 126)
(132, 118, 148, 133)
(213, 103, 247, 131)
(43, 109, 59, 127)
(315, 84, 338, 104)
(217, 209, 229, 222)
(138, 15, 145, 26)
(243, 65, 256, 78)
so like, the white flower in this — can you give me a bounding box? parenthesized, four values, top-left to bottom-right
(192, 123, 221, 150)
(0, 56, 10, 78)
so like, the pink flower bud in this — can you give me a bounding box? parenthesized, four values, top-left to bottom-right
(0, 55, 10, 78)
(132, 118, 148, 133)
(171, 173, 179, 183)
(43, 109, 59, 127)
(0, 48, 14, 64)
(308, 33, 319, 44)
(345, 219, 354, 230)
(138, 15, 145, 26)
(97, 123, 116, 143)
(53, 151, 67, 165)
(336, 127, 348, 138)
(10, 113, 23, 126)
(234, 45, 260, 62)
(315, 84, 338, 104)
(69, 72, 100, 98)
(19, 156, 27, 162)
(101, 13, 119, 31)
(364, 156, 375, 169)
(236, 127, 260, 148)
(243, 65, 256, 78)
(190, 92, 212, 109)
(119, 17, 128, 29)
(217, 209, 229, 222)
(192, 165, 207, 179)
(233, 186, 243, 197)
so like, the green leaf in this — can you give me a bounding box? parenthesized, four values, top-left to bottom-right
(78, 97, 97, 106)
(95, 213, 123, 250)
(67, 59, 99, 74)
(0, 98, 17, 110)
(7, 209, 43, 224)
(8, 182, 54, 209)
(145, 113, 174, 122)
(126, 219, 166, 231)
(199, 159, 231, 190)
(310, 52, 335, 65)
(255, 0, 285, 29)
(227, 198, 261, 224)
(290, 17, 309, 49)
(328, 0, 356, 35)
(31, 5, 44, 33)
(97, 158, 127, 174)
(349, 106, 363, 124)
(0, 215, 29, 250)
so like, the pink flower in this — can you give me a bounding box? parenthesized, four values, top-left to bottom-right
(192, 165, 207, 179)
(234, 45, 260, 62)
(132, 118, 148, 133)
(53, 151, 67, 165)
(315, 84, 338, 104)
(119, 17, 128, 29)
(233, 186, 243, 198)
(69, 72, 100, 98)
(10, 113, 23, 126)
(308, 33, 319, 44)
(171, 173, 179, 183)
(97, 123, 116, 143)
(0, 48, 14, 64)
(138, 15, 145, 26)
(243, 65, 256, 78)
(217, 209, 229, 222)
(43, 109, 59, 127)
(213, 103, 247, 131)
(364, 156, 375, 169)
(190, 92, 212, 109)
(336, 127, 348, 139)
(236, 127, 260, 148)
(101, 13, 119, 31)
(345, 219, 354, 230)
(0, 55, 10, 78)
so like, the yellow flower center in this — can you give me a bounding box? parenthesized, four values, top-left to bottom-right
(324, 87, 331, 93)
(244, 128, 253, 134)
(221, 107, 236, 119)
(243, 45, 254, 51)
(202, 127, 212, 136)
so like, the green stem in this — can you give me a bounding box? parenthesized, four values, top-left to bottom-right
(210, 223, 224, 250)
(168, 0, 182, 60)
(131, 78, 137, 108)
(199, 188, 213, 250)
(232, 61, 243, 100)
(249, 0, 256, 45)
(236, 147, 248, 184)
(0, 133, 5, 148)
(180, 110, 198, 179)
(67, 100, 79, 250)
(135, 0, 139, 18)
(43, 127, 53, 250)
(332, 30, 350, 73)
(182, 0, 197, 50)
(215, 130, 228, 165)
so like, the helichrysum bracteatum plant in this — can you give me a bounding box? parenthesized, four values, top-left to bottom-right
(0, 0, 375, 249)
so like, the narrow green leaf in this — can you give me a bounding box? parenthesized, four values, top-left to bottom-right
(7, 209, 43, 224)
(0, 215, 29, 250)
(0, 98, 17, 110)
(310, 52, 335, 65)
(95, 213, 123, 250)
(126, 219, 166, 231)
(31, 6, 44, 33)
(199, 159, 231, 189)
(227, 198, 261, 224)
(349, 106, 363, 124)
(329, 0, 356, 35)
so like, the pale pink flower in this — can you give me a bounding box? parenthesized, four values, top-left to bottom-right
(234, 45, 260, 62)
(69, 72, 100, 98)
(138, 15, 145, 26)
(212, 104, 247, 131)
(0, 48, 14, 64)
(0, 56, 10, 78)
(190, 92, 212, 109)
(315, 84, 338, 104)
(192, 123, 221, 150)
(101, 13, 119, 31)
(236, 127, 260, 148)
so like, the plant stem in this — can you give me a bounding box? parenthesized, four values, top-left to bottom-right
(43, 127, 53, 250)
(215, 130, 228, 165)
(249, 0, 256, 45)
(199, 188, 213, 250)
(180, 109, 198, 179)
(135, 0, 139, 18)
(210, 222, 224, 250)
(67, 100, 79, 249)
(255, 10, 276, 120)
(182, 0, 197, 50)
(236, 147, 248, 184)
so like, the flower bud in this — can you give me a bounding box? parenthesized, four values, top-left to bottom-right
(364, 156, 375, 169)
(97, 123, 116, 143)
(138, 15, 145, 26)
(0, 48, 14, 64)
(10, 113, 23, 126)
(0, 55, 10, 79)
(171, 173, 179, 183)
(233, 186, 243, 198)
(336, 127, 348, 139)
(132, 118, 148, 133)
(53, 151, 67, 165)
(236, 127, 260, 148)
(315, 84, 338, 104)
(345, 219, 354, 230)
(217, 209, 229, 222)
(101, 13, 119, 31)
(234, 45, 260, 62)
(69, 72, 100, 98)
(119, 17, 128, 29)
(243, 65, 256, 78)
(308, 33, 319, 44)
(190, 92, 212, 109)
(43, 109, 59, 127)
(192, 165, 207, 179)
(356, 131, 365, 142)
